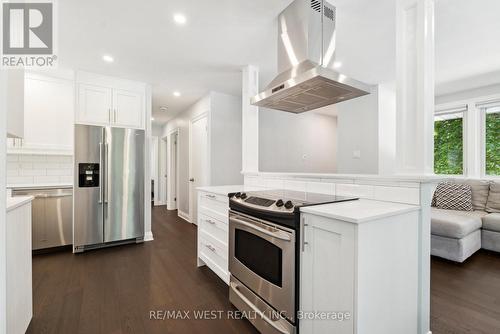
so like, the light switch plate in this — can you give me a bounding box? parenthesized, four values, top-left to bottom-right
(353, 150, 361, 159)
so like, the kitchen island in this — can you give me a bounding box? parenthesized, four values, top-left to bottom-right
(6, 195, 34, 334)
(300, 199, 420, 334)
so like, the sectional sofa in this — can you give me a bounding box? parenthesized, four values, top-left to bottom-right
(431, 180, 500, 262)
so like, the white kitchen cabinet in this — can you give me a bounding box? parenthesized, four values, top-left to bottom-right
(197, 190, 230, 284)
(113, 88, 144, 128)
(300, 216, 355, 334)
(77, 83, 113, 125)
(300, 203, 420, 334)
(6, 69, 24, 138)
(7, 200, 33, 334)
(7, 72, 74, 155)
(75, 71, 145, 129)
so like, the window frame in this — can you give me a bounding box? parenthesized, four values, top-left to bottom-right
(478, 100, 500, 178)
(433, 104, 467, 176)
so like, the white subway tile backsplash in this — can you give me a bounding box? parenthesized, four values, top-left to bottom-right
(20, 169, 46, 176)
(6, 154, 73, 185)
(336, 184, 375, 199)
(46, 169, 72, 176)
(7, 176, 34, 184)
(34, 176, 59, 183)
(306, 181, 334, 195)
(59, 176, 73, 183)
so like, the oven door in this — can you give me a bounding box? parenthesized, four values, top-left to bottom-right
(229, 211, 295, 323)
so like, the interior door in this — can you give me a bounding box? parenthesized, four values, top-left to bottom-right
(77, 83, 112, 125)
(190, 115, 208, 224)
(112, 89, 144, 128)
(104, 127, 145, 243)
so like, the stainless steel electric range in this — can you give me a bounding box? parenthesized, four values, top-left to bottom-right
(228, 190, 358, 334)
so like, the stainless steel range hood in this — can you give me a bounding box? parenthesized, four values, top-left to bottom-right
(251, 0, 371, 113)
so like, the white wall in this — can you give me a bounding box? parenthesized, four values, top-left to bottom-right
(162, 91, 242, 218)
(336, 87, 380, 174)
(162, 95, 211, 216)
(259, 109, 338, 173)
(210, 92, 243, 185)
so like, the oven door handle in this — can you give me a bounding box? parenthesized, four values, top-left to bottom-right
(231, 216, 291, 241)
(230, 281, 291, 334)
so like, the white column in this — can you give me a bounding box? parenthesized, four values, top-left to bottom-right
(241, 65, 259, 174)
(396, 1, 434, 334)
(396, 0, 435, 175)
(0, 71, 8, 334)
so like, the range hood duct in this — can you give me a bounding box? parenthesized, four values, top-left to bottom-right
(251, 0, 371, 113)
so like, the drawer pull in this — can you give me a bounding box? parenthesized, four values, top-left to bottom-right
(206, 194, 216, 199)
(206, 219, 216, 225)
(205, 244, 216, 252)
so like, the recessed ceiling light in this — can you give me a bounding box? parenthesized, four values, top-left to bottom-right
(173, 13, 187, 25)
(173, 91, 181, 97)
(151, 117, 155, 121)
(102, 55, 114, 63)
(333, 61, 342, 69)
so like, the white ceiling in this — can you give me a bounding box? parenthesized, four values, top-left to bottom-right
(57, 0, 500, 125)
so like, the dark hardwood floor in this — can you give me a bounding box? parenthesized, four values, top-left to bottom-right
(27, 206, 500, 334)
(27, 207, 258, 334)
(431, 251, 500, 334)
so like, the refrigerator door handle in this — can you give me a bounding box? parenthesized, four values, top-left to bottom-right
(98, 142, 103, 204)
(104, 142, 109, 204)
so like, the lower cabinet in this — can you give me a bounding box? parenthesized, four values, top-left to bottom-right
(300, 216, 355, 334)
(300, 211, 420, 334)
(197, 190, 230, 284)
(7, 202, 33, 334)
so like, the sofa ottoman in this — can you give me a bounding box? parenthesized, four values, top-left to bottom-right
(481, 213, 500, 252)
(431, 208, 487, 262)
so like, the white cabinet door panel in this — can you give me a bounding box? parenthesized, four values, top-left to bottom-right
(24, 76, 74, 151)
(77, 83, 112, 125)
(300, 214, 355, 334)
(112, 89, 144, 128)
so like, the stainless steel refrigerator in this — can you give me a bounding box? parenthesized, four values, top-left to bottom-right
(73, 124, 145, 252)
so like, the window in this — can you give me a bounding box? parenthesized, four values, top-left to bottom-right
(434, 110, 464, 175)
(484, 106, 500, 176)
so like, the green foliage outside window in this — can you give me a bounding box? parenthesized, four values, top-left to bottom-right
(434, 117, 463, 175)
(486, 112, 500, 175)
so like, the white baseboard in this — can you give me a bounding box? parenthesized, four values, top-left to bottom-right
(178, 210, 191, 223)
(167, 201, 177, 210)
(154, 200, 167, 206)
(144, 231, 154, 242)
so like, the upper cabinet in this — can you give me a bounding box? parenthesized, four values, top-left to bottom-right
(6, 69, 25, 139)
(75, 71, 145, 129)
(8, 71, 74, 155)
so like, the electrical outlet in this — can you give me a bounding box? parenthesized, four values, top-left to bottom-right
(353, 150, 361, 159)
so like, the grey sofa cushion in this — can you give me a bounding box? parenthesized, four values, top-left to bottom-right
(482, 213, 500, 232)
(431, 208, 486, 238)
(462, 179, 491, 211)
(486, 182, 500, 213)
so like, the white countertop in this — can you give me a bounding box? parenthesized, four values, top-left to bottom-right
(7, 183, 73, 189)
(7, 196, 34, 212)
(300, 199, 420, 223)
(197, 185, 265, 196)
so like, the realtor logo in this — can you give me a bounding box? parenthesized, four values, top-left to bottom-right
(1, 1, 57, 68)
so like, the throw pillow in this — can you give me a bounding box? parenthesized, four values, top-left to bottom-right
(461, 179, 491, 211)
(486, 181, 500, 213)
(434, 183, 473, 211)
